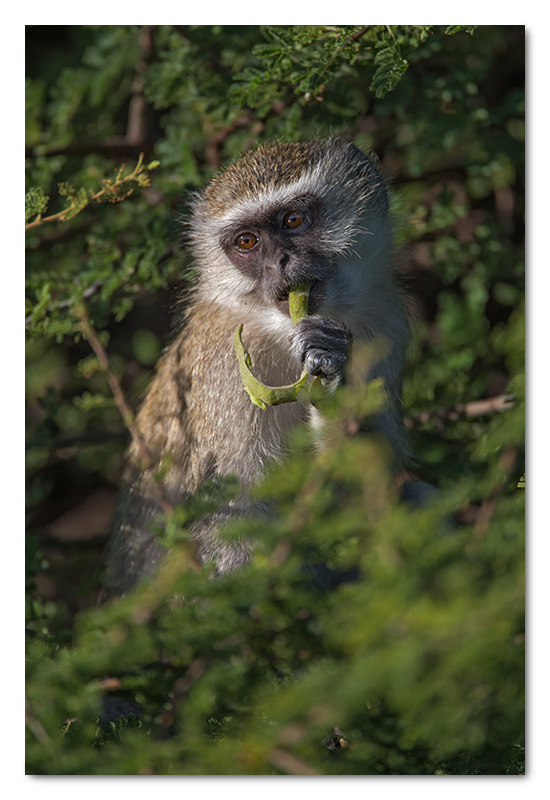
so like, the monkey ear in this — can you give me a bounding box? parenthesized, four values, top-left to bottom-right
(348, 144, 390, 214)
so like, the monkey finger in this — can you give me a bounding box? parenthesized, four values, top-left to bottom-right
(304, 349, 347, 382)
(289, 317, 352, 363)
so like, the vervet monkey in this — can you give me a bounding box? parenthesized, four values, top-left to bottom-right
(102, 138, 410, 598)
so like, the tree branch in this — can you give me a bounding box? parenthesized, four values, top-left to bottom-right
(25, 153, 157, 231)
(74, 301, 173, 516)
(26, 28, 157, 163)
(404, 394, 515, 429)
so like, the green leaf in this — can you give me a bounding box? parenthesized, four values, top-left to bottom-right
(25, 187, 49, 223)
(369, 40, 409, 98)
(445, 26, 478, 36)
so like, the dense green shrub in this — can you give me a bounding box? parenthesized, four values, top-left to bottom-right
(25, 25, 524, 775)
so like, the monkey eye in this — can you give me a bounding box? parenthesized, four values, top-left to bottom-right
(281, 211, 310, 231)
(234, 232, 259, 251)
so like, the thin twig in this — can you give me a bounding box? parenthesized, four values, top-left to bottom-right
(25, 153, 151, 231)
(75, 301, 173, 516)
(25, 708, 51, 744)
(404, 394, 515, 429)
(309, 26, 375, 95)
(25, 280, 105, 326)
(126, 26, 154, 145)
(473, 445, 519, 538)
(342, 25, 375, 46)
(157, 658, 209, 731)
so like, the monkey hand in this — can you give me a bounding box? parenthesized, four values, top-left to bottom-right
(289, 317, 352, 387)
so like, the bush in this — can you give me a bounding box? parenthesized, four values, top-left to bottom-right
(25, 25, 524, 775)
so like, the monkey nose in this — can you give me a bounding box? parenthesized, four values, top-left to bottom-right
(279, 253, 290, 270)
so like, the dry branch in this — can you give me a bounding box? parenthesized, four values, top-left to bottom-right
(404, 394, 515, 429)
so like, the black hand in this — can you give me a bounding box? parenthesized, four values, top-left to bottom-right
(289, 317, 352, 386)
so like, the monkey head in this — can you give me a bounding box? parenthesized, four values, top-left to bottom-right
(188, 138, 394, 328)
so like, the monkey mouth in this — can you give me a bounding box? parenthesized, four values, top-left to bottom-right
(275, 281, 322, 317)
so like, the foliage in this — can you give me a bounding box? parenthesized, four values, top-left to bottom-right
(25, 25, 524, 775)
(26, 154, 160, 230)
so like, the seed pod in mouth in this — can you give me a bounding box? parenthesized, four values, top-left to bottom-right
(288, 283, 311, 325)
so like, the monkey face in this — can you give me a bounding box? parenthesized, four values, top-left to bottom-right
(220, 198, 335, 314)
(189, 139, 393, 320)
